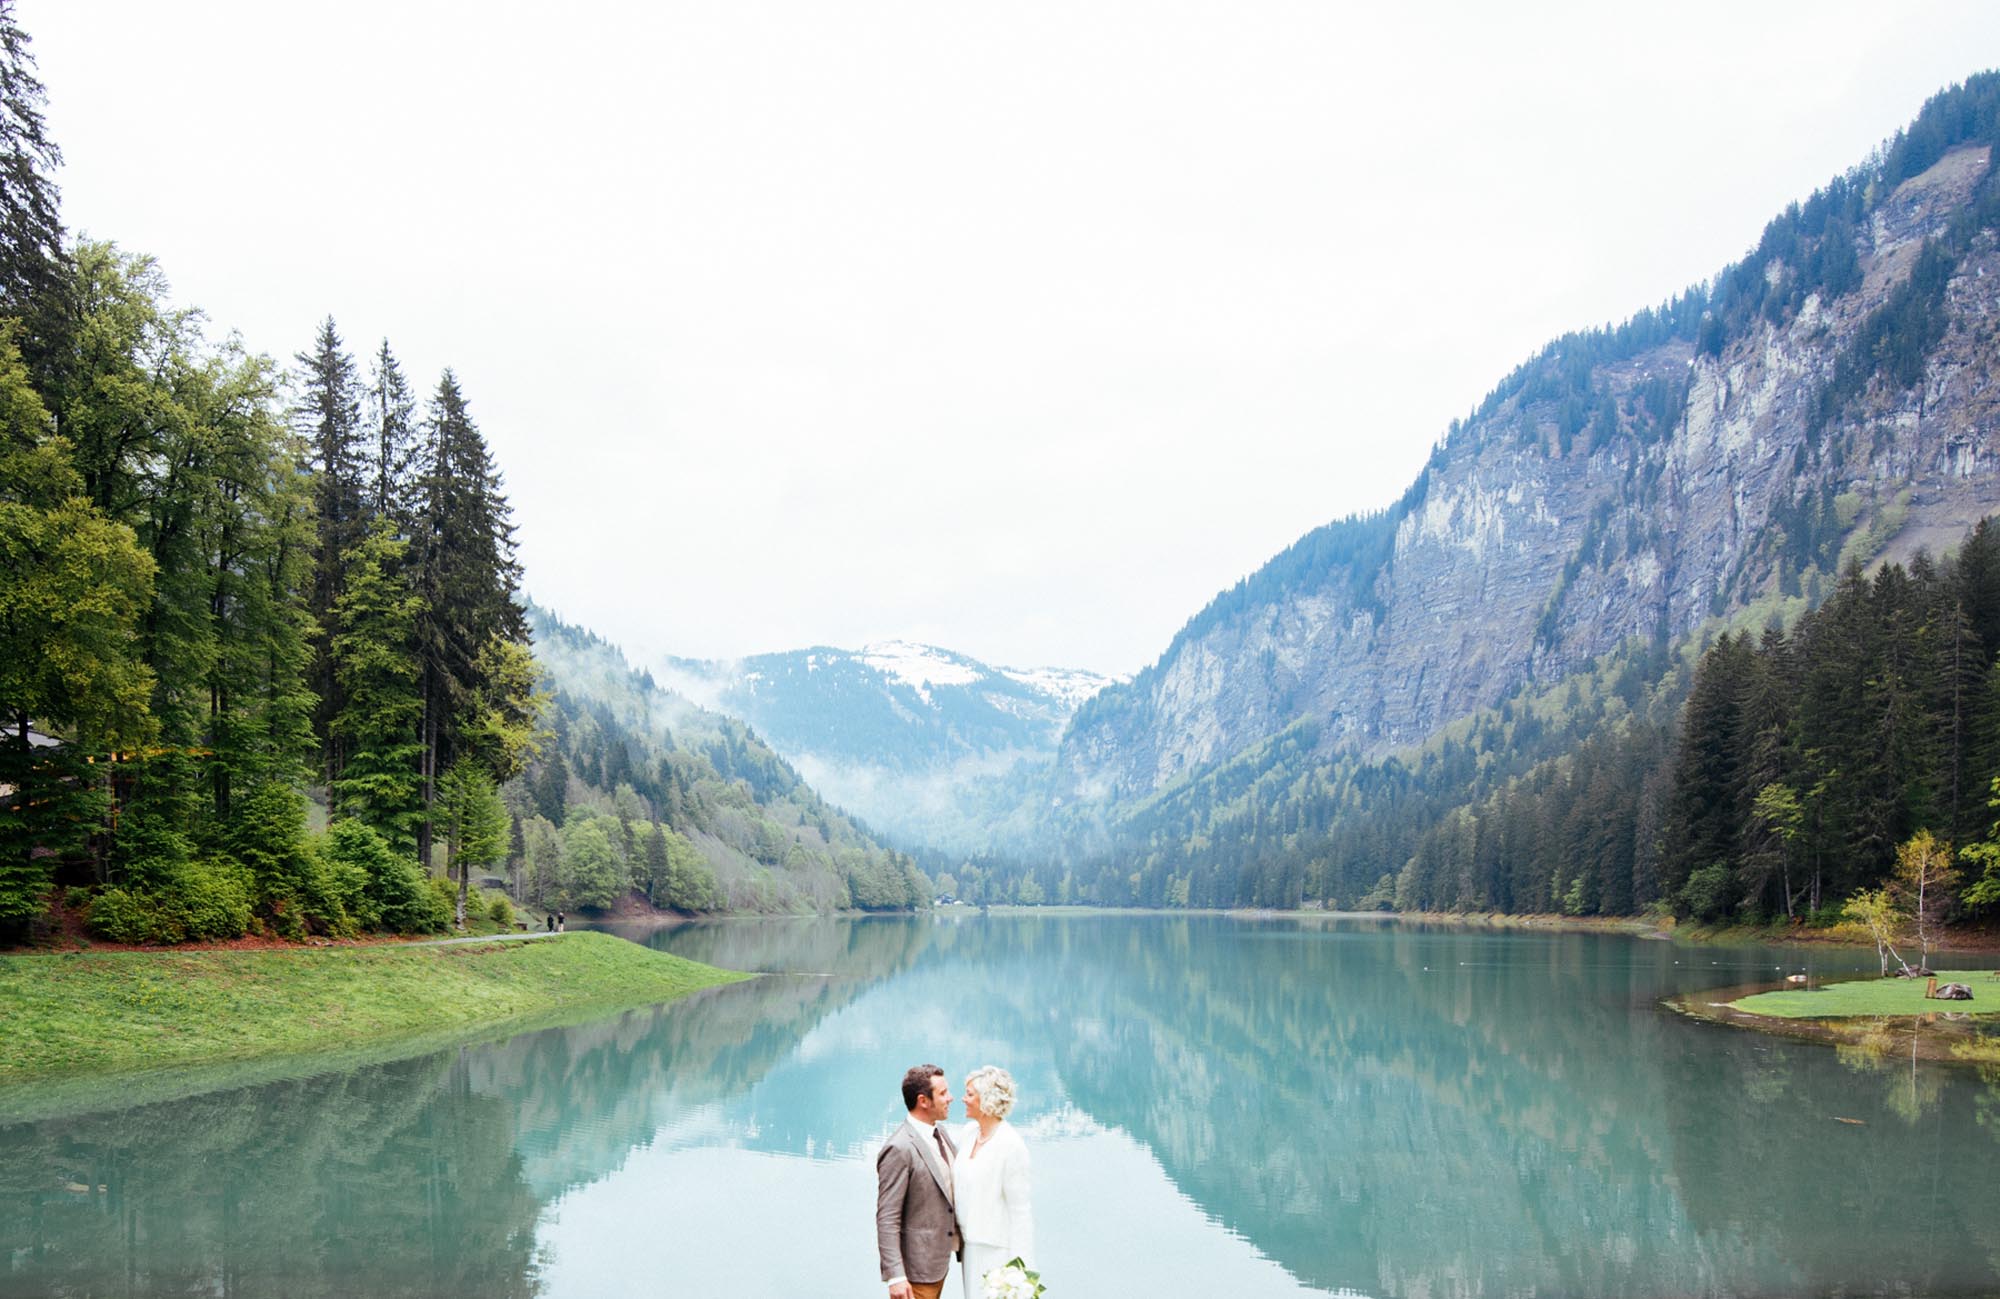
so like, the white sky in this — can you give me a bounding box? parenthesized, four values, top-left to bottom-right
(26, 2, 2000, 676)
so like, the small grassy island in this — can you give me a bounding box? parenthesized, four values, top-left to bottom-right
(0, 932, 747, 1088)
(1669, 967, 2000, 1068)
(1732, 971, 2000, 1019)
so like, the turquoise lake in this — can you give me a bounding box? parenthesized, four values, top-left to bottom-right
(4, 913, 2000, 1296)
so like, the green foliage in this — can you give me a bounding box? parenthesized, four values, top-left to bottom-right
(225, 782, 355, 938)
(295, 316, 368, 786)
(0, 425, 156, 745)
(329, 520, 425, 849)
(559, 818, 624, 910)
(408, 370, 531, 866)
(0, 742, 103, 935)
(438, 759, 508, 927)
(0, 8, 552, 947)
(0, 3, 65, 313)
(487, 894, 512, 927)
(1843, 886, 1908, 976)
(1678, 864, 1735, 923)
(641, 822, 721, 913)
(0, 324, 155, 932)
(84, 857, 254, 944)
(83, 888, 153, 944)
(318, 818, 445, 934)
(1356, 873, 1397, 911)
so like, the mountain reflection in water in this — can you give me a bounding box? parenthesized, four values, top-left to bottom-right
(3, 913, 1998, 1297)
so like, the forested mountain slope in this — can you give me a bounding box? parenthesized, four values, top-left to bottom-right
(515, 607, 930, 913)
(1031, 75, 2000, 916)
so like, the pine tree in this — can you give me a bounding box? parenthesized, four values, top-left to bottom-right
(366, 339, 419, 526)
(642, 821, 671, 906)
(1954, 518, 2000, 662)
(1663, 634, 1752, 913)
(294, 318, 366, 786)
(1926, 592, 1983, 842)
(329, 519, 425, 851)
(0, 0, 63, 316)
(533, 747, 568, 825)
(409, 371, 528, 868)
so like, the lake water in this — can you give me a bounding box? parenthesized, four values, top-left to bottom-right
(4, 913, 2000, 1298)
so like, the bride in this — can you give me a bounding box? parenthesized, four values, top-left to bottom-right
(955, 1065, 1033, 1298)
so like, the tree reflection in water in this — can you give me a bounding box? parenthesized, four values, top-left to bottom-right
(0, 920, 929, 1297)
(4, 915, 1999, 1298)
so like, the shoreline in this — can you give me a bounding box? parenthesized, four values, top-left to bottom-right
(1667, 975, 2000, 1066)
(1235, 907, 2000, 955)
(0, 932, 749, 1104)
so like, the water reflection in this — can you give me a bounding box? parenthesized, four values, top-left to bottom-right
(0, 1049, 541, 1297)
(2, 914, 1998, 1297)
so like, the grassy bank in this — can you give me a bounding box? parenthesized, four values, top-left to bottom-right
(0, 931, 748, 1084)
(1733, 970, 2000, 1019)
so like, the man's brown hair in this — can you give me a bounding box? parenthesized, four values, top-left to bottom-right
(901, 1063, 944, 1111)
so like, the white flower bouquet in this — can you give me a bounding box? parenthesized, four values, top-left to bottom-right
(980, 1256, 1046, 1299)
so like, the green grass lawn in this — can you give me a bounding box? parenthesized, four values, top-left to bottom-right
(0, 932, 748, 1082)
(1734, 970, 2000, 1019)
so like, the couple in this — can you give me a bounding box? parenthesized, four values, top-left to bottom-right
(875, 1062, 1034, 1299)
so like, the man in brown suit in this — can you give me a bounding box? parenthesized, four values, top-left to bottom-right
(877, 1063, 960, 1299)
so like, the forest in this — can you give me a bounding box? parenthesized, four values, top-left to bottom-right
(0, 0, 535, 942)
(1007, 528, 2000, 936)
(0, 2, 926, 946)
(0, 195, 539, 943)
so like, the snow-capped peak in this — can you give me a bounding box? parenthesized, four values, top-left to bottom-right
(997, 664, 1120, 712)
(858, 640, 984, 696)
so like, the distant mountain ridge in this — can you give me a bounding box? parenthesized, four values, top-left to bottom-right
(658, 641, 1117, 851)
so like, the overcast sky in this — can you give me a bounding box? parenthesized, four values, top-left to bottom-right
(25, 2, 2000, 676)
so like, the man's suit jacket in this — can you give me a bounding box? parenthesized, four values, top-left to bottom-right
(876, 1120, 960, 1284)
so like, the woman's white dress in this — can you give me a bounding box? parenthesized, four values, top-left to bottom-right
(955, 1120, 1033, 1299)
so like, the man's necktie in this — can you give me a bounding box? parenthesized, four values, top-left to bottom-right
(934, 1127, 953, 1198)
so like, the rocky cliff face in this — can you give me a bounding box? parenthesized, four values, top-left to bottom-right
(1059, 139, 2000, 804)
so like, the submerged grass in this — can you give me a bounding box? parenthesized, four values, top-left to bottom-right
(0, 931, 748, 1084)
(1733, 970, 2000, 1019)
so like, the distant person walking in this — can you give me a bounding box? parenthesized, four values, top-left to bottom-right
(545, 913, 554, 933)
(557, 911, 566, 933)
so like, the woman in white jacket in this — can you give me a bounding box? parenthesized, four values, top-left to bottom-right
(956, 1065, 1033, 1297)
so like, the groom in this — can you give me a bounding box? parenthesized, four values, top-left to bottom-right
(876, 1063, 960, 1299)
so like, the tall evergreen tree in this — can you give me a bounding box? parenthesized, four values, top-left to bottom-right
(1663, 633, 1752, 913)
(328, 519, 425, 851)
(533, 747, 568, 826)
(0, 0, 62, 316)
(294, 318, 366, 786)
(410, 371, 529, 868)
(366, 339, 419, 526)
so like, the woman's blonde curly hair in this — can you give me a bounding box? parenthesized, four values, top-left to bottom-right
(964, 1065, 1018, 1119)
